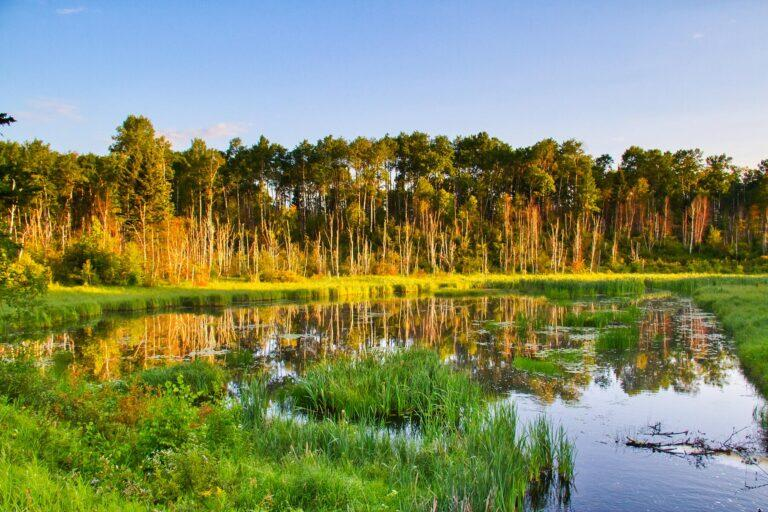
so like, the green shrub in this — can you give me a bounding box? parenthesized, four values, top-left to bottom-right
(55, 233, 142, 285)
(147, 445, 222, 502)
(258, 269, 303, 283)
(0, 252, 49, 306)
(136, 381, 199, 458)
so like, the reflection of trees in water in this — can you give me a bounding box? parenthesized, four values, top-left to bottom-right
(602, 301, 732, 395)
(1, 297, 735, 399)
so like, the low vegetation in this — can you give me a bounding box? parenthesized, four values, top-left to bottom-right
(290, 350, 482, 426)
(512, 357, 566, 377)
(0, 349, 573, 511)
(692, 283, 768, 394)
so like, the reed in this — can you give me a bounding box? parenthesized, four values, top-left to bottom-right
(595, 325, 641, 351)
(562, 305, 641, 328)
(289, 349, 483, 427)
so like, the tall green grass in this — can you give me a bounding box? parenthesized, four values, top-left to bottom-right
(289, 349, 482, 426)
(0, 349, 574, 511)
(562, 305, 642, 328)
(279, 350, 574, 509)
(595, 325, 641, 351)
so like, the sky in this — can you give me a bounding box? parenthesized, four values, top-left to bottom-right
(1, 0, 767, 166)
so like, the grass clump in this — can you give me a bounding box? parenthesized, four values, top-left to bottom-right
(139, 360, 226, 400)
(513, 356, 565, 377)
(562, 306, 641, 328)
(289, 349, 482, 426)
(595, 325, 640, 351)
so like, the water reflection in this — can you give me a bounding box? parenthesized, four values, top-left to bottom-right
(2, 294, 766, 510)
(0, 296, 736, 401)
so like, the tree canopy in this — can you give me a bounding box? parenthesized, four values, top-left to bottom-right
(1, 115, 767, 284)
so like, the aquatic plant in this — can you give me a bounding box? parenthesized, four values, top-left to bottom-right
(239, 375, 271, 427)
(595, 325, 641, 351)
(562, 306, 641, 328)
(289, 349, 483, 426)
(513, 356, 565, 377)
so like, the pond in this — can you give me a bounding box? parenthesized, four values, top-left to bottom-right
(3, 293, 767, 511)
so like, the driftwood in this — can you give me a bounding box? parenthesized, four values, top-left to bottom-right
(625, 436, 735, 457)
(624, 423, 768, 493)
(623, 423, 754, 462)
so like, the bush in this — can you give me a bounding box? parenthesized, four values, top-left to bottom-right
(0, 252, 49, 305)
(137, 387, 198, 459)
(372, 261, 398, 275)
(147, 445, 222, 501)
(55, 234, 142, 285)
(259, 269, 302, 283)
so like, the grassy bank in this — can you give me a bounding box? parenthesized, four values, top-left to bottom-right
(692, 283, 768, 395)
(4, 272, 768, 333)
(0, 349, 572, 511)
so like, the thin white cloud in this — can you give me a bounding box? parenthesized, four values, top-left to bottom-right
(161, 122, 249, 148)
(56, 6, 86, 15)
(692, 32, 704, 40)
(17, 97, 83, 123)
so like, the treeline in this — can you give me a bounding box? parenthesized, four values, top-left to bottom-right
(2, 114, 768, 286)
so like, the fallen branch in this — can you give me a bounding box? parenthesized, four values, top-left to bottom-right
(624, 424, 753, 460)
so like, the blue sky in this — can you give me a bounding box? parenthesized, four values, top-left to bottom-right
(1, 0, 766, 165)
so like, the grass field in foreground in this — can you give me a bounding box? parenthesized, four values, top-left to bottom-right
(0, 349, 573, 511)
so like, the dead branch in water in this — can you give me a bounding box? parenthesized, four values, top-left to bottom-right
(624, 424, 753, 460)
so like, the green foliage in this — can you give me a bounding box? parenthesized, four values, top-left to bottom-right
(513, 356, 565, 377)
(289, 349, 483, 426)
(0, 251, 49, 306)
(111, 115, 173, 231)
(0, 350, 574, 511)
(139, 360, 226, 400)
(136, 381, 199, 458)
(55, 232, 142, 285)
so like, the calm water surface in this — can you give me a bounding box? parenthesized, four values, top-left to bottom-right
(3, 294, 767, 511)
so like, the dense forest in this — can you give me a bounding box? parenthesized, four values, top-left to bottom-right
(1, 114, 768, 290)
